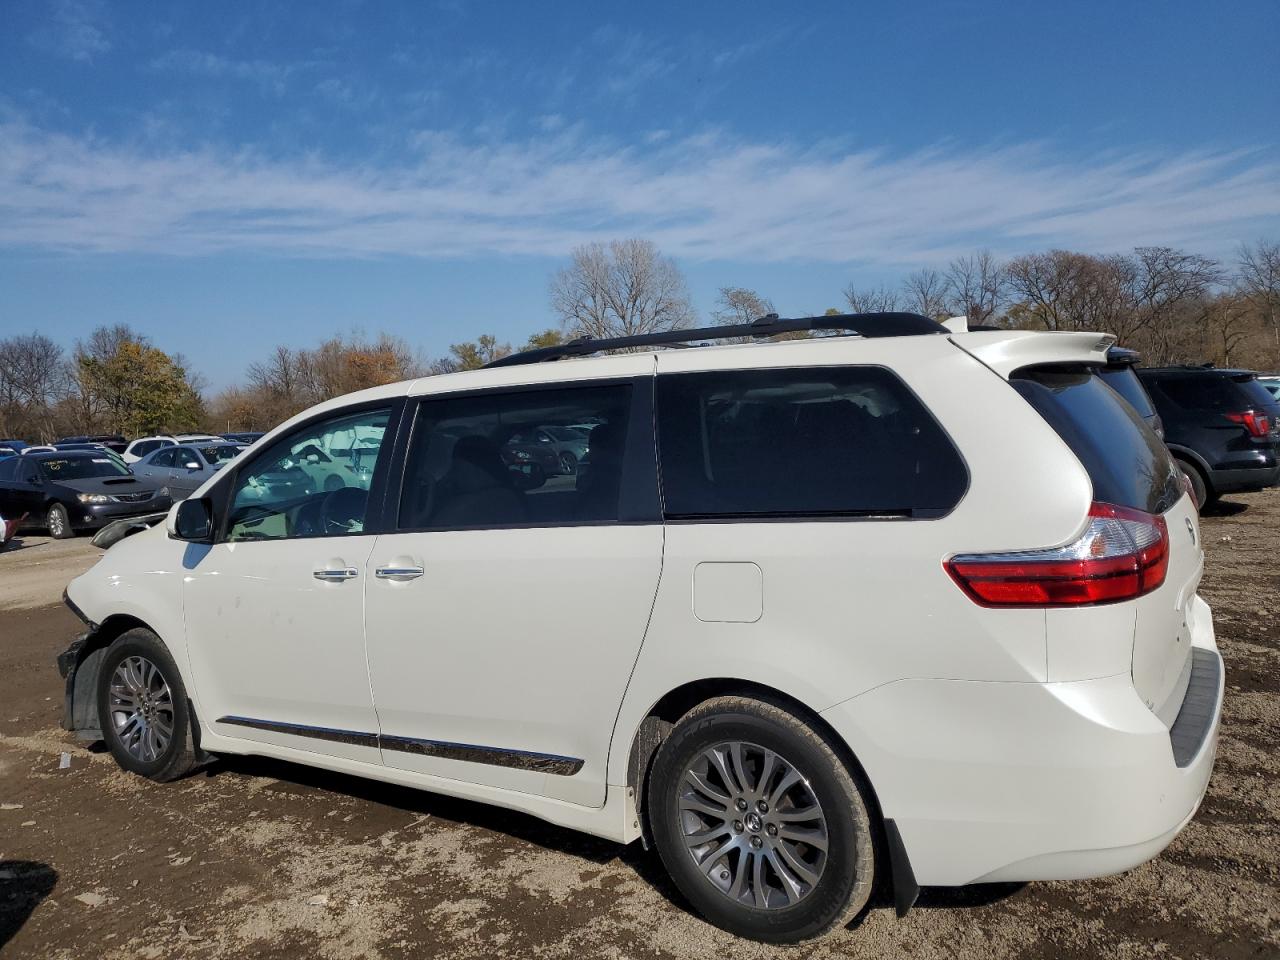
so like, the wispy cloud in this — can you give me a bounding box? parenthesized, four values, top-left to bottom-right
(28, 0, 111, 62)
(149, 49, 304, 95)
(0, 121, 1276, 264)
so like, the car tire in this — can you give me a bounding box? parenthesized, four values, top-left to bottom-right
(46, 503, 74, 539)
(96, 628, 199, 783)
(646, 696, 875, 943)
(559, 451, 578, 475)
(1176, 459, 1209, 512)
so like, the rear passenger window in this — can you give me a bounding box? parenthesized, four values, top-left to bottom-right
(399, 384, 634, 529)
(1013, 369, 1181, 514)
(655, 367, 967, 519)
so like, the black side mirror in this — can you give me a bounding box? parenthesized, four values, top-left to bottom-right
(171, 497, 214, 542)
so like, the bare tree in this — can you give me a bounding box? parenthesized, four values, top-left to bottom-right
(550, 239, 694, 340)
(1238, 239, 1280, 348)
(945, 250, 1005, 324)
(0, 333, 68, 440)
(1131, 247, 1223, 362)
(900, 269, 949, 319)
(713, 286, 776, 324)
(842, 284, 900, 313)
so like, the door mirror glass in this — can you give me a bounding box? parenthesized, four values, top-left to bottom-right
(185, 461, 201, 471)
(170, 497, 213, 542)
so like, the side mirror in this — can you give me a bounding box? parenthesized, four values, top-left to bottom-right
(185, 461, 201, 471)
(168, 497, 214, 542)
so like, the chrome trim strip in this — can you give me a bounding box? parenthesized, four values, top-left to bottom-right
(379, 734, 584, 776)
(218, 715, 379, 749)
(215, 716, 583, 776)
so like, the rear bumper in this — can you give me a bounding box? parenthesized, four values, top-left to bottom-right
(1208, 462, 1280, 493)
(821, 599, 1222, 887)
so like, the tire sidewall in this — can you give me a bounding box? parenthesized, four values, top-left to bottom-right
(1176, 459, 1208, 511)
(47, 503, 72, 539)
(96, 629, 192, 779)
(648, 706, 867, 942)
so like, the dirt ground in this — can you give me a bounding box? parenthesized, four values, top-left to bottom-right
(1, 498, 1278, 960)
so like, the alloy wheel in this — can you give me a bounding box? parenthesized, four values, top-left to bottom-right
(108, 655, 175, 763)
(678, 740, 828, 910)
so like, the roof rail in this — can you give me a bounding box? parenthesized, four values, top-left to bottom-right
(484, 311, 948, 368)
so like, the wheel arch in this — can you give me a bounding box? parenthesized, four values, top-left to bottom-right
(1166, 445, 1213, 489)
(61, 613, 192, 744)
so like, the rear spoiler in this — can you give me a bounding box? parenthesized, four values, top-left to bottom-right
(949, 330, 1117, 380)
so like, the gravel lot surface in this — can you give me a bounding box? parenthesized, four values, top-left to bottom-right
(1, 496, 1277, 959)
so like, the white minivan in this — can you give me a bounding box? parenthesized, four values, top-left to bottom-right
(58, 313, 1222, 943)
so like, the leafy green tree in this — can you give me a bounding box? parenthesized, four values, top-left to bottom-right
(76, 328, 203, 435)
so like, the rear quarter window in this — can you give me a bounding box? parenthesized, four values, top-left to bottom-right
(1012, 369, 1181, 514)
(655, 366, 967, 519)
(1144, 374, 1278, 412)
(1099, 366, 1156, 418)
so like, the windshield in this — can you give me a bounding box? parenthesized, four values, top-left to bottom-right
(200, 445, 243, 464)
(39, 456, 132, 481)
(544, 426, 587, 440)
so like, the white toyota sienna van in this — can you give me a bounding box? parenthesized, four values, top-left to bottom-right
(58, 312, 1222, 943)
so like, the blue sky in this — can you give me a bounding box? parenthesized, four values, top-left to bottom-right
(2, 0, 1278, 390)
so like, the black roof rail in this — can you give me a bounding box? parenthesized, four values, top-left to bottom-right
(484, 311, 947, 368)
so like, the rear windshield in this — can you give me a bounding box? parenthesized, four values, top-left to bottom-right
(1141, 373, 1278, 411)
(38, 456, 131, 481)
(1099, 366, 1156, 418)
(1012, 369, 1181, 514)
(656, 366, 968, 519)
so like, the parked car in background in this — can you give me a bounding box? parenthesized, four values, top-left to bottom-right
(1137, 365, 1280, 510)
(55, 434, 128, 454)
(0, 439, 29, 454)
(60, 313, 1221, 943)
(123, 436, 178, 463)
(221, 431, 265, 445)
(507, 424, 591, 474)
(1258, 374, 1280, 401)
(0, 446, 20, 461)
(174, 433, 223, 443)
(1099, 347, 1162, 437)
(132, 442, 245, 500)
(0, 450, 170, 538)
(20, 445, 57, 456)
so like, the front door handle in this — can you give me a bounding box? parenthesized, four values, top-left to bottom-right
(375, 565, 424, 581)
(314, 567, 359, 582)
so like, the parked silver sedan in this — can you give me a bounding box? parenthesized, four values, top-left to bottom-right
(131, 441, 245, 500)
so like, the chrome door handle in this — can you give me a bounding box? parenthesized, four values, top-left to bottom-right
(375, 566, 424, 581)
(313, 567, 358, 582)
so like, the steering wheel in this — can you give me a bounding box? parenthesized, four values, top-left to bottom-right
(319, 486, 367, 534)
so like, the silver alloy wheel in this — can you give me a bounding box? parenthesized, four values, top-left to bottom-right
(108, 655, 175, 762)
(47, 507, 65, 537)
(678, 740, 828, 910)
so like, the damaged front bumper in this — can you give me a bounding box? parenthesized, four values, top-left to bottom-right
(58, 589, 104, 741)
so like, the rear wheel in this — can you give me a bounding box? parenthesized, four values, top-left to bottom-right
(647, 696, 875, 943)
(96, 628, 199, 782)
(559, 451, 578, 475)
(46, 503, 73, 539)
(1175, 458, 1210, 512)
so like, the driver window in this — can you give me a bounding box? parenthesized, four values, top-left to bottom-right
(226, 408, 391, 542)
(151, 449, 175, 467)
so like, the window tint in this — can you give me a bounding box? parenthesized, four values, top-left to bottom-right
(1013, 369, 1181, 514)
(0, 458, 16, 480)
(200, 444, 242, 464)
(399, 384, 632, 529)
(656, 367, 967, 519)
(1145, 373, 1276, 411)
(1099, 367, 1156, 418)
(135, 439, 164, 457)
(226, 408, 391, 541)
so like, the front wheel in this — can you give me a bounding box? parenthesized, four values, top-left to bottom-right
(96, 628, 199, 782)
(647, 696, 875, 943)
(46, 503, 73, 539)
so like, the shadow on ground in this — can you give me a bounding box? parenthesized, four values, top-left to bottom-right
(0, 861, 58, 949)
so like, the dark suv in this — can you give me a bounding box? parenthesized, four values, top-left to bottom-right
(1136, 366, 1280, 509)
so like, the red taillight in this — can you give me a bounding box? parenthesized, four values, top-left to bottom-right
(1225, 410, 1272, 437)
(946, 502, 1168, 607)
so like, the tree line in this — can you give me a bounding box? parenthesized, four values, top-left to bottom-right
(3, 238, 1277, 441)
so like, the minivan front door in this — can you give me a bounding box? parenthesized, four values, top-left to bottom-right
(363, 379, 662, 806)
(182, 405, 397, 763)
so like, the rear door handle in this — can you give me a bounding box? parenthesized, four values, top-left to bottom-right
(375, 565, 424, 582)
(313, 567, 359, 582)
